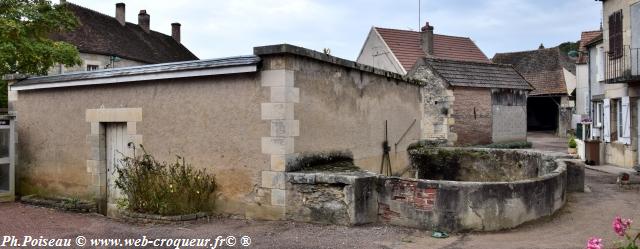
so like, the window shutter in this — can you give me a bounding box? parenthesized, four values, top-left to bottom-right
(621, 96, 631, 144)
(604, 99, 611, 142)
(608, 10, 624, 58)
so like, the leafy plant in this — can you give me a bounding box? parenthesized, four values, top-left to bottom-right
(0, 0, 82, 76)
(114, 145, 216, 216)
(569, 137, 578, 149)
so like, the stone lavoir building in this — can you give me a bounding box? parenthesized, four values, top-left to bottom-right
(357, 22, 533, 145)
(8, 44, 424, 218)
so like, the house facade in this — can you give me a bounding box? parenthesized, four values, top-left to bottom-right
(49, 2, 197, 75)
(575, 31, 603, 118)
(492, 46, 577, 137)
(8, 44, 424, 218)
(581, 0, 640, 169)
(357, 23, 531, 146)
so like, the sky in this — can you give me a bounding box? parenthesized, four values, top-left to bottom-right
(74, 0, 603, 61)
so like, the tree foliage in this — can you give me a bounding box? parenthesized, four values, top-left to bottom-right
(0, 0, 81, 76)
(559, 41, 580, 55)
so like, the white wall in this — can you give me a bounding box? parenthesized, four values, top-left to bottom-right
(48, 53, 147, 76)
(576, 64, 589, 115)
(356, 28, 405, 75)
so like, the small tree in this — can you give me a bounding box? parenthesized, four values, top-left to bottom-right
(0, 0, 81, 76)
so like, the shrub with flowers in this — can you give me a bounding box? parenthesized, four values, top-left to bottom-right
(114, 145, 216, 216)
(587, 216, 639, 249)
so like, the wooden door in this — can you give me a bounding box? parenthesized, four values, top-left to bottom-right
(106, 123, 129, 208)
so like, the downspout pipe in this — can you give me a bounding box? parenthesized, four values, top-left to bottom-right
(588, 49, 592, 123)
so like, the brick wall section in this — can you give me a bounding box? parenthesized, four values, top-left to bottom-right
(379, 179, 437, 222)
(451, 87, 492, 145)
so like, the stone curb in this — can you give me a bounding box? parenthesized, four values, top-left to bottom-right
(119, 210, 210, 224)
(20, 195, 97, 213)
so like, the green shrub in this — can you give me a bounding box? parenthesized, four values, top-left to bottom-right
(114, 145, 216, 216)
(482, 141, 533, 149)
(568, 137, 577, 149)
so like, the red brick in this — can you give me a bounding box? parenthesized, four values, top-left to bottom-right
(451, 87, 492, 145)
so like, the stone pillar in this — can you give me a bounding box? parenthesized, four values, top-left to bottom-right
(259, 69, 299, 219)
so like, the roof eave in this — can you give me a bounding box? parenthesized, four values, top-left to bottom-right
(11, 57, 260, 91)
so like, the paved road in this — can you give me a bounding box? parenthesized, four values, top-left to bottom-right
(528, 131, 568, 153)
(1, 170, 638, 249)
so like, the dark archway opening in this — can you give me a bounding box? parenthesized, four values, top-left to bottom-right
(527, 96, 559, 131)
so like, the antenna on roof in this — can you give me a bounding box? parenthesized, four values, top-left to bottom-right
(418, 0, 421, 31)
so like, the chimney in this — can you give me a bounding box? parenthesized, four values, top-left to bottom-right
(59, 0, 66, 4)
(539, 43, 545, 49)
(138, 10, 150, 33)
(115, 3, 125, 26)
(171, 23, 181, 43)
(421, 22, 434, 56)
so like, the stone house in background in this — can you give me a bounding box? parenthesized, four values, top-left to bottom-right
(410, 58, 532, 145)
(492, 45, 577, 136)
(357, 22, 532, 145)
(49, 1, 198, 75)
(575, 30, 603, 119)
(581, 0, 640, 169)
(8, 44, 423, 218)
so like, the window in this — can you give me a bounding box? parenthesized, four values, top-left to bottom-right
(609, 10, 624, 59)
(86, 64, 99, 71)
(594, 102, 603, 127)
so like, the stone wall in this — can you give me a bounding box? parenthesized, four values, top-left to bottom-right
(286, 171, 378, 225)
(13, 74, 270, 217)
(451, 88, 492, 146)
(283, 149, 578, 232)
(412, 65, 454, 144)
(258, 51, 423, 176)
(13, 44, 423, 221)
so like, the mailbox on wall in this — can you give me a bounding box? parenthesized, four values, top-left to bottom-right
(0, 115, 16, 202)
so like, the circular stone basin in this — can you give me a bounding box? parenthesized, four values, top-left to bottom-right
(378, 148, 572, 232)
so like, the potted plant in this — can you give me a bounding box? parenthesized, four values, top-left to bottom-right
(568, 136, 577, 154)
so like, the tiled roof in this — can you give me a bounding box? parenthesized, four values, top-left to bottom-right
(418, 58, 533, 90)
(51, 3, 198, 64)
(520, 70, 566, 95)
(492, 47, 576, 96)
(374, 27, 490, 71)
(577, 30, 602, 64)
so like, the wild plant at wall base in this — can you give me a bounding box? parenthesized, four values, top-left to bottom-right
(114, 144, 216, 216)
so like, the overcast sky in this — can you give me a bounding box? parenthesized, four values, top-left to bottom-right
(75, 0, 602, 60)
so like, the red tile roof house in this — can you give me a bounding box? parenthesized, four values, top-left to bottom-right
(357, 23, 533, 146)
(48, 2, 198, 75)
(493, 45, 577, 137)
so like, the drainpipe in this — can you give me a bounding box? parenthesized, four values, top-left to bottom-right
(588, 49, 592, 126)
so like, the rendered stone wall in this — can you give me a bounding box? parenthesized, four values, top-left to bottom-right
(411, 65, 454, 144)
(13, 74, 270, 217)
(259, 53, 423, 176)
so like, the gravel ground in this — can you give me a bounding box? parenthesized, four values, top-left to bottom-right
(0, 170, 638, 249)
